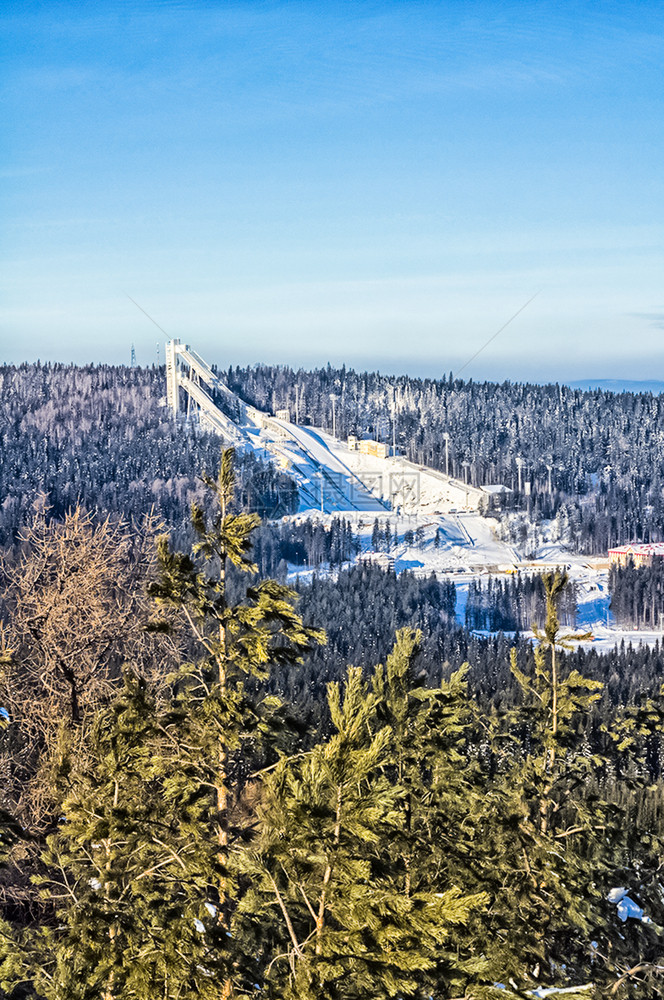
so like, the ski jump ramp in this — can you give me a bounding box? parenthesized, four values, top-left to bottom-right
(165, 340, 387, 514)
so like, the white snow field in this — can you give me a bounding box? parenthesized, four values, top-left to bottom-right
(323, 428, 486, 515)
(239, 417, 656, 651)
(244, 420, 387, 513)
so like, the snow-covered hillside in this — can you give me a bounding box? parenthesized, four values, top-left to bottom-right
(188, 383, 654, 651)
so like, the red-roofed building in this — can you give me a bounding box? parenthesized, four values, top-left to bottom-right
(608, 543, 664, 568)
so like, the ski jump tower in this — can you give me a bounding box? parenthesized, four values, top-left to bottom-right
(165, 339, 390, 514)
(165, 339, 247, 445)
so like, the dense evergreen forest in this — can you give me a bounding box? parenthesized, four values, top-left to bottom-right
(5, 363, 664, 992)
(609, 559, 664, 630)
(3, 451, 664, 998)
(0, 363, 297, 546)
(4, 359, 664, 554)
(464, 573, 578, 633)
(252, 516, 360, 577)
(2, 359, 664, 709)
(270, 565, 664, 722)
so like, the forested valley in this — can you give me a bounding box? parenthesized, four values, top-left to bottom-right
(4, 362, 664, 995)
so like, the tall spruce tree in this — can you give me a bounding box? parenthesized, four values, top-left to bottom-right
(245, 641, 487, 1000)
(474, 571, 617, 994)
(145, 447, 324, 996)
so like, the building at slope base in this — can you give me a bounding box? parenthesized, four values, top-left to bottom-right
(608, 543, 664, 568)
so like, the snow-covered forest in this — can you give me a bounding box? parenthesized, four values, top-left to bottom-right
(0, 363, 297, 545)
(228, 363, 664, 554)
(4, 363, 664, 995)
(5, 360, 664, 555)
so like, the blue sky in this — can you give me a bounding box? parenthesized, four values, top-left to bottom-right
(2, 1, 664, 381)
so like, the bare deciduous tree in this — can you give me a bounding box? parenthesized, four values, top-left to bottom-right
(0, 498, 175, 834)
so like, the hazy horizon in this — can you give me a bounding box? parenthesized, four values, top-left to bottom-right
(8, 345, 664, 395)
(3, 1, 664, 381)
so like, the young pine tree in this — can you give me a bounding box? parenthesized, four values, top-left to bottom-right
(479, 570, 613, 993)
(245, 637, 487, 1000)
(146, 447, 324, 996)
(33, 670, 230, 1000)
(370, 629, 492, 996)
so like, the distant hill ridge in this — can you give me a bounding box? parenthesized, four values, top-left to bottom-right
(568, 379, 664, 394)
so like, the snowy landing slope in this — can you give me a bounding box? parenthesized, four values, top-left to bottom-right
(246, 419, 656, 649)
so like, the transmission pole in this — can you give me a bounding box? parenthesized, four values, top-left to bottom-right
(516, 456, 525, 494)
(330, 393, 338, 439)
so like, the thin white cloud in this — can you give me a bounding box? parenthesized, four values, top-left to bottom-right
(629, 312, 664, 330)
